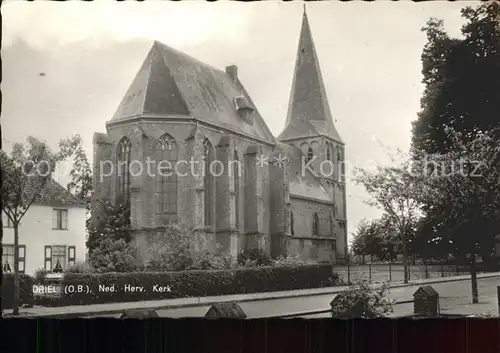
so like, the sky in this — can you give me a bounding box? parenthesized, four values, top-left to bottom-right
(1, 1, 473, 240)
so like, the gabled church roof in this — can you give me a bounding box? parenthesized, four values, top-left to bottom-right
(278, 9, 343, 144)
(109, 41, 275, 144)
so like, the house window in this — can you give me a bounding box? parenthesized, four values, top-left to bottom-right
(68, 246, 76, 267)
(155, 134, 178, 225)
(307, 147, 314, 162)
(52, 209, 68, 230)
(290, 211, 295, 236)
(2, 245, 25, 274)
(117, 137, 132, 204)
(45, 245, 74, 272)
(312, 213, 319, 236)
(326, 144, 331, 161)
(204, 139, 215, 227)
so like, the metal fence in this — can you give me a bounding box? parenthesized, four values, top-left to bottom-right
(334, 262, 493, 284)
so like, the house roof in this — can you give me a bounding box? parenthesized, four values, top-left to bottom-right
(25, 177, 86, 208)
(109, 41, 275, 145)
(278, 10, 342, 144)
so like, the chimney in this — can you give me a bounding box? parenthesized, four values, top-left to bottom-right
(226, 65, 238, 82)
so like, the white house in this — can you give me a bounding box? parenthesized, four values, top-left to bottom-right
(2, 178, 87, 277)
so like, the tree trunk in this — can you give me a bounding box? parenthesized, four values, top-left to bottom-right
(13, 224, 20, 316)
(470, 253, 479, 304)
(402, 235, 409, 284)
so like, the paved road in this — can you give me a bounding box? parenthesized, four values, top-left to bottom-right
(91, 276, 499, 318)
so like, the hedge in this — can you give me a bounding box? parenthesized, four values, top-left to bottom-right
(1, 274, 35, 309)
(56, 264, 339, 306)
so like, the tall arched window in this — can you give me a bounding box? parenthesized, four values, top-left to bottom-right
(233, 150, 240, 230)
(290, 211, 295, 236)
(337, 150, 343, 180)
(307, 146, 313, 162)
(326, 143, 331, 161)
(116, 137, 131, 204)
(204, 139, 214, 227)
(155, 134, 178, 225)
(312, 213, 319, 236)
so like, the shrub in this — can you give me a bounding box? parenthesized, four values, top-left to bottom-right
(271, 254, 315, 267)
(57, 264, 341, 306)
(65, 261, 94, 274)
(204, 252, 237, 270)
(144, 224, 240, 271)
(237, 249, 272, 268)
(1, 273, 35, 309)
(34, 268, 48, 284)
(89, 238, 142, 273)
(330, 281, 394, 318)
(145, 223, 207, 271)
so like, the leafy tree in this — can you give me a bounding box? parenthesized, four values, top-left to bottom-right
(412, 2, 500, 154)
(351, 219, 384, 262)
(86, 198, 132, 255)
(412, 126, 500, 303)
(410, 2, 500, 303)
(350, 219, 371, 262)
(351, 216, 405, 263)
(355, 156, 421, 283)
(1, 137, 75, 315)
(59, 134, 92, 210)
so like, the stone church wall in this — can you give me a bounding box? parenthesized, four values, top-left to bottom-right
(95, 119, 280, 261)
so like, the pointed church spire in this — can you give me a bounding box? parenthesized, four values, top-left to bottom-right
(278, 8, 342, 143)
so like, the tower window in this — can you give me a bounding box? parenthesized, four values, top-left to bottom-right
(312, 213, 319, 236)
(234, 150, 240, 230)
(204, 139, 215, 227)
(307, 147, 313, 162)
(290, 211, 295, 236)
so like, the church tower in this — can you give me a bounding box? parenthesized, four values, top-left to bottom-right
(278, 7, 347, 262)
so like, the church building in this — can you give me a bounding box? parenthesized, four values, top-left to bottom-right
(92, 10, 348, 264)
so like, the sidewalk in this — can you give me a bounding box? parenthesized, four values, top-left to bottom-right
(3, 272, 499, 318)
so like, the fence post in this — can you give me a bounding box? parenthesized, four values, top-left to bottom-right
(425, 262, 429, 279)
(408, 263, 411, 281)
(369, 263, 372, 281)
(347, 262, 351, 284)
(440, 263, 444, 277)
(389, 262, 392, 282)
(456, 265, 459, 276)
(497, 286, 500, 316)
